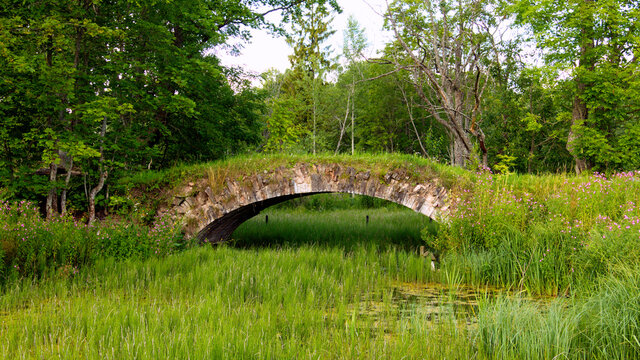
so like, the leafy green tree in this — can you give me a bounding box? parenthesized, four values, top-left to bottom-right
(1, 0, 342, 217)
(259, 69, 305, 152)
(482, 63, 573, 173)
(0, 0, 125, 217)
(283, 0, 340, 154)
(513, 0, 640, 172)
(340, 15, 367, 155)
(264, 97, 307, 152)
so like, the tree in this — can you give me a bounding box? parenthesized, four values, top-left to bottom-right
(385, 0, 498, 167)
(283, 0, 340, 154)
(260, 70, 307, 152)
(340, 16, 368, 155)
(482, 64, 572, 173)
(0, 0, 342, 217)
(0, 0, 126, 218)
(513, 0, 640, 173)
(327, 60, 450, 158)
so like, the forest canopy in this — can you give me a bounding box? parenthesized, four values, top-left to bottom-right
(1, 0, 639, 218)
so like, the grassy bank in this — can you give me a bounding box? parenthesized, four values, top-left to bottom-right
(427, 170, 640, 295)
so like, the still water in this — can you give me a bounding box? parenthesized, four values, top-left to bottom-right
(347, 281, 552, 330)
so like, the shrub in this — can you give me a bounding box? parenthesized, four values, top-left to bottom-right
(0, 201, 185, 285)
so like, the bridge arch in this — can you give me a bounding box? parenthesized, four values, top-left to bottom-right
(165, 162, 450, 243)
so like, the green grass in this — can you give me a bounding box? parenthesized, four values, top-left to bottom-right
(2, 205, 639, 359)
(0, 244, 474, 359)
(232, 205, 436, 251)
(431, 169, 640, 295)
(2, 243, 637, 359)
(476, 266, 640, 359)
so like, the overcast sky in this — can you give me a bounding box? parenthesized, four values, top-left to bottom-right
(214, 0, 392, 77)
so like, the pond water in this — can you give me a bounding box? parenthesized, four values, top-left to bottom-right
(349, 281, 552, 330)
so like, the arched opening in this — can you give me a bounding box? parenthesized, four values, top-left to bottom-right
(230, 193, 438, 250)
(197, 191, 438, 245)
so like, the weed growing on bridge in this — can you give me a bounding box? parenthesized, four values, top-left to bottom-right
(120, 153, 470, 203)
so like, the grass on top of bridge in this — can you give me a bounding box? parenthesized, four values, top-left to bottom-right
(120, 152, 472, 196)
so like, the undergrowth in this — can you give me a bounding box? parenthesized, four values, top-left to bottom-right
(428, 170, 640, 295)
(0, 200, 187, 286)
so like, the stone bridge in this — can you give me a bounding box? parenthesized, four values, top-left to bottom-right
(164, 160, 451, 243)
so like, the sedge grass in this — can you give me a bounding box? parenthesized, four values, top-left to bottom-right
(232, 206, 435, 252)
(0, 245, 475, 359)
(2, 245, 637, 359)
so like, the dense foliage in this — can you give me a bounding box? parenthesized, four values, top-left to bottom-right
(261, 0, 640, 173)
(2, 0, 638, 216)
(0, 0, 338, 217)
(0, 200, 184, 285)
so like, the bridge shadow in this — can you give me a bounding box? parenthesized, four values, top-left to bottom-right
(229, 194, 438, 252)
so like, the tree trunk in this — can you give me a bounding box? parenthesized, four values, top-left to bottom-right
(351, 99, 355, 155)
(398, 83, 428, 157)
(105, 185, 109, 216)
(452, 135, 470, 167)
(60, 157, 73, 217)
(46, 162, 58, 220)
(335, 90, 351, 155)
(567, 93, 589, 174)
(312, 95, 317, 155)
(475, 129, 488, 168)
(528, 136, 535, 174)
(88, 170, 107, 224)
(567, 0, 594, 175)
(88, 116, 108, 224)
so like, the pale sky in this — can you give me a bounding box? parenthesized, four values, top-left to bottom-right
(213, 0, 392, 77)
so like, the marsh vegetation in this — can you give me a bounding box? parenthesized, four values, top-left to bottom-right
(2, 167, 640, 359)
